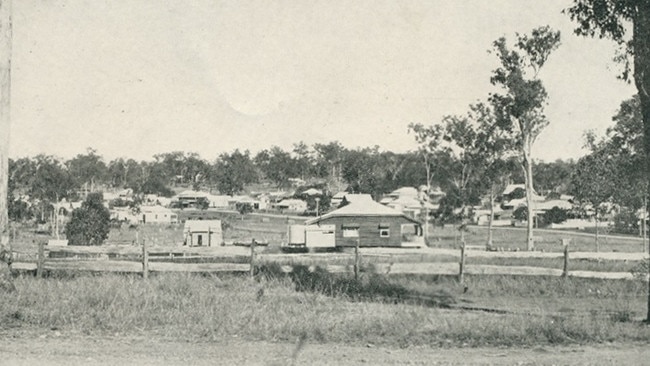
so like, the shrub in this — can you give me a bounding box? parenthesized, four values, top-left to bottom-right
(613, 209, 639, 235)
(513, 206, 528, 221)
(544, 206, 568, 224)
(65, 193, 111, 246)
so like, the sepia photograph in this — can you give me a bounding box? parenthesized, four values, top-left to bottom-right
(1, 0, 650, 364)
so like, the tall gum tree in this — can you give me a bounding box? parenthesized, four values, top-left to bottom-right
(0, 0, 12, 292)
(566, 0, 650, 323)
(489, 26, 561, 251)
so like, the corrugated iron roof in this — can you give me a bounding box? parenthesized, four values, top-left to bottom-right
(306, 198, 421, 225)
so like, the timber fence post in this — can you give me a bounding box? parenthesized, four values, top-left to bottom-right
(354, 237, 360, 281)
(459, 241, 466, 283)
(562, 239, 569, 278)
(250, 238, 256, 279)
(37, 241, 45, 278)
(142, 239, 149, 279)
(562, 239, 570, 278)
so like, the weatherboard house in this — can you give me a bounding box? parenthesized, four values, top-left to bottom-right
(304, 197, 423, 247)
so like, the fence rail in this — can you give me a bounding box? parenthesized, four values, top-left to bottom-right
(9, 242, 648, 281)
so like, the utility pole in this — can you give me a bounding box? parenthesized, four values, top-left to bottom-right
(0, 0, 13, 291)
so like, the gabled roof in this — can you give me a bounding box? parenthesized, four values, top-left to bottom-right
(387, 195, 438, 210)
(341, 194, 374, 203)
(184, 220, 222, 232)
(306, 198, 421, 225)
(388, 187, 418, 197)
(177, 190, 208, 198)
(302, 188, 322, 196)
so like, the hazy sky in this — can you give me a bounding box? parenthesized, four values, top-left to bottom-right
(9, 0, 636, 162)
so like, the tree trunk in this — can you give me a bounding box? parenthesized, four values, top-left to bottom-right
(522, 138, 535, 251)
(635, 2, 650, 322)
(595, 209, 599, 253)
(423, 155, 430, 246)
(0, 0, 13, 292)
(487, 187, 495, 250)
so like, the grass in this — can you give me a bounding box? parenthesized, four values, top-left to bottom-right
(427, 225, 647, 253)
(2, 270, 650, 348)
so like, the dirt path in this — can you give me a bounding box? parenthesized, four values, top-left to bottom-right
(1, 334, 649, 365)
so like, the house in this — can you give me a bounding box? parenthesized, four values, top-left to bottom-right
(301, 188, 322, 196)
(140, 205, 178, 224)
(274, 198, 308, 214)
(183, 220, 223, 247)
(303, 198, 423, 247)
(384, 195, 438, 219)
(174, 190, 209, 208)
(380, 186, 440, 218)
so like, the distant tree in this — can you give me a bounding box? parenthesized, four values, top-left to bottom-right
(566, 1, 650, 203)
(8, 193, 31, 222)
(255, 146, 296, 188)
(571, 142, 618, 252)
(544, 206, 569, 225)
(489, 26, 561, 250)
(513, 206, 528, 222)
(66, 148, 108, 192)
(504, 187, 526, 201)
(533, 159, 576, 194)
(292, 141, 313, 181)
(313, 141, 346, 189)
(213, 150, 257, 195)
(65, 193, 110, 246)
(341, 147, 390, 199)
(139, 162, 175, 197)
(565, 1, 650, 321)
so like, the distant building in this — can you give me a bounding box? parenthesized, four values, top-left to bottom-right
(140, 205, 178, 224)
(183, 220, 223, 247)
(274, 198, 308, 214)
(304, 198, 423, 247)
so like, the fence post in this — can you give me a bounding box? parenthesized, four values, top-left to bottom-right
(354, 237, 360, 281)
(562, 240, 570, 278)
(459, 242, 466, 283)
(37, 241, 45, 278)
(142, 239, 149, 279)
(250, 238, 256, 278)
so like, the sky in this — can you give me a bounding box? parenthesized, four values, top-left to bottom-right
(8, 0, 637, 162)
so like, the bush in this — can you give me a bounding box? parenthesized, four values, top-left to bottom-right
(613, 210, 640, 235)
(513, 206, 528, 221)
(544, 206, 568, 224)
(65, 193, 111, 246)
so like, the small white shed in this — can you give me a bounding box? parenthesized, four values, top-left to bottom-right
(183, 220, 223, 247)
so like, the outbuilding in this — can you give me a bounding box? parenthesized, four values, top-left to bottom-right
(141, 205, 178, 224)
(183, 220, 223, 247)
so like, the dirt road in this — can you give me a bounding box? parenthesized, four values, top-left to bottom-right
(1, 334, 649, 365)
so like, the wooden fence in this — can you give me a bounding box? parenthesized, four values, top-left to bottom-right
(9, 241, 648, 281)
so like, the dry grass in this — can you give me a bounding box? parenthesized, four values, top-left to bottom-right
(2, 271, 649, 348)
(427, 225, 646, 253)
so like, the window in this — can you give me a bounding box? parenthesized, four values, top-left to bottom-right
(342, 225, 359, 238)
(379, 223, 390, 238)
(197, 235, 203, 246)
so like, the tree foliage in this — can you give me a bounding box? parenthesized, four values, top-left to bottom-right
(65, 193, 110, 246)
(213, 150, 257, 195)
(489, 26, 561, 250)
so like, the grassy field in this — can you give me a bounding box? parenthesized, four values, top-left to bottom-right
(428, 225, 647, 253)
(1, 271, 649, 348)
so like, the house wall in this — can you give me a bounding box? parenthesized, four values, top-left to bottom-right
(187, 231, 223, 246)
(315, 216, 417, 247)
(142, 212, 178, 224)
